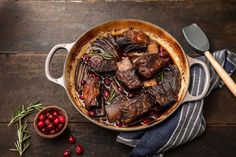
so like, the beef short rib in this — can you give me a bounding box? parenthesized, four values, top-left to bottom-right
(116, 57, 142, 90)
(147, 65, 181, 107)
(105, 92, 153, 124)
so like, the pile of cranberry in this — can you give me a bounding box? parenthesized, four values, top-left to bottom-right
(36, 109, 65, 135)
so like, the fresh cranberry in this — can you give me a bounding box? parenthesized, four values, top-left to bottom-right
(104, 78, 110, 85)
(88, 110, 95, 117)
(47, 123, 54, 130)
(41, 128, 47, 134)
(53, 111, 59, 117)
(37, 121, 44, 128)
(128, 93, 135, 99)
(89, 73, 96, 78)
(47, 113, 54, 120)
(63, 149, 71, 157)
(68, 135, 76, 144)
(79, 95, 84, 100)
(54, 118, 60, 125)
(142, 118, 151, 124)
(58, 115, 65, 123)
(159, 46, 168, 57)
(96, 75, 101, 81)
(44, 119, 51, 126)
(38, 114, 45, 121)
(75, 144, 84, 155)
(57, 123, 64, 130)
(46, 112, 50, 117)
(104, 90, 110, 98)
(117, 87, 123, 93)
(81, 80, 86, 86)
(50, 129, 56, 135)
(116, 121, 122, 127)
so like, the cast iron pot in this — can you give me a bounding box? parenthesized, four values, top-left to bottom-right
(45, 19, 210, 131)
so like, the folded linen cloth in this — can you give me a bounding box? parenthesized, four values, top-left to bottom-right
(117, 49, 236, 157)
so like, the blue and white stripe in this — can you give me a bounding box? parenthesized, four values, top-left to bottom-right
(117, 49, 236, 157)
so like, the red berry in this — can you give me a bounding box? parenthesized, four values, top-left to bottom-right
(116, 121, 122, 127)
(75, 144, 84, 155)
(68, 135, 76, 144)
(53, 111, 59, 117)
(104, 90, 110, 98)
(79, 95, 84, 100)
(104, 78, 110, 85)
(63, 149, 71, 157)
(37, 121, 44, 128)
(89, 73, 96, 78)
(38, 114, 45, 121)
(88, 110, 95, 117)
(44, 119, 51, 126)
(50, 129, 56, 135)
(47, 114, 54, 120)
(142, 118, 151, 124)
(128, 93, 135, 99)
(46, 112, 50, 117)
(57, 123, 64, 130)
(117, 87, 123, 93)
(96, 75, 101, 81)
(81, 80, 86, 86)
(47, 123, 54, 130)
(54, 118, 60, 125)
(41, 128, 47, 134)
(58, 115, 65, 123)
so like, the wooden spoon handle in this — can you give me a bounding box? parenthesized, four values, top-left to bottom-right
(204, 51, 236, 97)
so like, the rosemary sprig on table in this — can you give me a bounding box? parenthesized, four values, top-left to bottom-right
(10, 120, 31, 156)
(8, 102, 43, 126)
(9, 102, 43, 156)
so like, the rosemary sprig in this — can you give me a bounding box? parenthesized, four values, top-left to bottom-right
(9, 102, 44, 156)
(8, 102, 43, 126)
(106, 89, 116, 104)
(10, 120, 31, 156)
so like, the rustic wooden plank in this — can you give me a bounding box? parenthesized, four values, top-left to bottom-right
(1, 123, 236, 157)
(0, 53, 236, 123)
(0, 53, 88, 123)
(2, 123, 130, 157)
(0, 0, 235, 54)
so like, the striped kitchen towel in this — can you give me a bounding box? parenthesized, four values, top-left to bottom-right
(117, 49, 236, 157)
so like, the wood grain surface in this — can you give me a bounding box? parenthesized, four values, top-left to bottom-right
(0, 0, 235, 157)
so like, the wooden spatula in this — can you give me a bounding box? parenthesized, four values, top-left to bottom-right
(182, 23, 236, 97)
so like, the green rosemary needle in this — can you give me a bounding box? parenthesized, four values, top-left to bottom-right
(8, 102, 43, 126)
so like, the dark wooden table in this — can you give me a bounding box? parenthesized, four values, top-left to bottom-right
(0, 0, 235, 157)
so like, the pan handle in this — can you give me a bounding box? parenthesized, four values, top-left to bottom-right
(182, 56, 210, 103)
(45, 42, 74, 88)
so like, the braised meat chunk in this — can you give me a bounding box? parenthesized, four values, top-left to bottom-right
(105, 92, 153, 124)
(116, 29, 149, 53)
(134, 53, 170, 79)
(82, 77, 100, 110)
(116, 57, 142, 89)
(147, 65, 181, 107)
(88, 55, 118, 73)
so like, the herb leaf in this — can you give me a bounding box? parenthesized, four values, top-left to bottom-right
(10, 120, 31, 156)
(9, 102, 43, 156)
(8, 102, 43, 126)
(106, 89, 116, 104)
(88, 50, 113, 60)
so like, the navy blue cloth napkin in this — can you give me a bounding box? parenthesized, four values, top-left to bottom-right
(117, 49, 236, 157)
